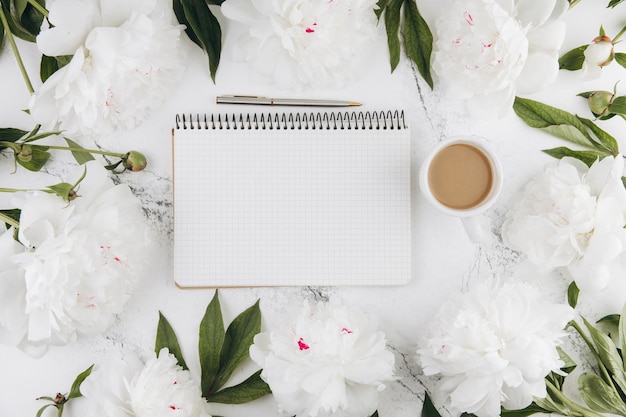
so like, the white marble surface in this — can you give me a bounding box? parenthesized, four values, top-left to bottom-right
(1, 2, 625, 416)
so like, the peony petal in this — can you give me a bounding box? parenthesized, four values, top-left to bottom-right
(516, 51, 559, 94)
(514, 0, 557, 27)
(36, 0, 99, 56)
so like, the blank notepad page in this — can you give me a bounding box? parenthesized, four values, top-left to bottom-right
(173, 111, 411, 287)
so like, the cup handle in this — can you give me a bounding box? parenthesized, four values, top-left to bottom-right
(460, 215, 489, 243)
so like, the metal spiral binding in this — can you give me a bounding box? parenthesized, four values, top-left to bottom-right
(174, 110, 406, 130)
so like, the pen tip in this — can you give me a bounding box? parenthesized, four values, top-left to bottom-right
(349, 102, 362, 106)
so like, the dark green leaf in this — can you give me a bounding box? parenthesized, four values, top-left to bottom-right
(206, 370, 271, 404)
(542, 147, 606, 167)
(155, 311, 188, 370)
(583, 317, 626, 392)
(1, 0, 36, 42)
(213, 299, 262, 392)
(513, 97, 593, 148)
(40, 55, 72, 83)
(577, 117, 620, 154)
(206, 0, 224, 4)
(17, 145, 50, 171)
(620, 303, 626, 369)
(0, 128, 27, 151)
(402, 0, 433, 89)
(608, 0, 625, 6)
(172, 0, 201, 48)
(0, 208, 20, 229)
(422, 391, 441, 417)
(370, 412, 379, 417)
(375, 0, 389, 20)
(15, 0, 45, 37)
(200, 291, 225, 396)
(64, 138, 94, 165)
(578, 373, 626, 414)
(68, 364, 94, 399)
(180, 0, 222, 82)
(501, 403, 550, 417)
(567, 281, 579, 308)
(559, 45, 587, 71)
(609, 96, 626, 115)
(615, 52, 626, 68)
(0, 20, 4, 49)
(383, 0, 402, 72)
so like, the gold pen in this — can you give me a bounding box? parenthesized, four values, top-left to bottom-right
(216, 95, 361, 107)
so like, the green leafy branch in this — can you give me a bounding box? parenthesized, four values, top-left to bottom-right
(156, 290, 271, 404)
(513, 96, 621, 167)
(35, 365, 93, 417)
(375, 0, 433, 89)
(0, 127, 147, 173)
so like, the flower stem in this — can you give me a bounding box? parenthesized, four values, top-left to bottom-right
(545, 379, 605, 417)
(43, 144, 125, 158)
(0, 212, 19, 229)
(614, 25, 626, 44)
(26, 0, 48, 17)
(569, 320, 616, 388)
(0, 6, 35, 94)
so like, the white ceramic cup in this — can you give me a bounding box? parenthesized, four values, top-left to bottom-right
(418, 136, 503, 242)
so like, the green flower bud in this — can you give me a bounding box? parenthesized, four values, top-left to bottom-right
(587, 90, 614, 118)
(122, 151, 147, 172)
(17, 144, 33, 162)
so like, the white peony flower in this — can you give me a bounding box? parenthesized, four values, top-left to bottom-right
(502, 156, 626, 292)
(581, 36, 615, 80)
(221, 0, 379, 88)
(417, 282, 574, 417)
(81, 348, 210, 417)
(250, 301, 395, 417)
(29, 0, 185, 137)
(0, 161, 151, 356)
(431, 0, 567, 118)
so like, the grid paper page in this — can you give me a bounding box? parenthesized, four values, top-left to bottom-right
(173, 116, 411, 287)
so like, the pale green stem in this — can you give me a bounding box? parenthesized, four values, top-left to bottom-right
(0, 187, 35, 193)
(43, 145, 125, 158)
(0, 6, 34, 94)
(545, 379, 606, 417)
(0, 212, 19, 229)
(614, 25, 626, 43)
(26, 0, 48, 17)
(569, 320, 617, 390)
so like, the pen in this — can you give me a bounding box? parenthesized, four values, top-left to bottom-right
(216, 95, 361, 107)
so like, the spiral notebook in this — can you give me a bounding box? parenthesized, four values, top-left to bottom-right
(172, 110, 411, 287)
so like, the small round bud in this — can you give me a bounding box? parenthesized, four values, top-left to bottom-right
(122, 151, 147, 172)
(587, 90, 614, 118)
(17, 144, 33, 162)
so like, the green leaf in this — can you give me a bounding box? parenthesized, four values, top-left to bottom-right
(608, 0, 625, 7)
(0, 127, 27, 142)
(559, 45, 587, 71)
(501, 403, 550, 417)
(14, 0, 45, 37)
(609, 96, 626, 115)
(422, 392, 442, 417)
(155, 311, 188, 370)
(35, 403, 58, 417)
(17, 145, 50, 171)
(617, 304, 626, 369)
(383, 0, 402, 72)
(206, 370, 271, 404)
(577, 91, 594, 99)
(370, 412, 379, 417)
(375, 0, 389, 20)
(542, 147, 607, 167)
(200, 291, 226, 396)
(402, 0, 433, 89)
(64, 138, 94, 164)
(567, 281, 580, 308)
(46, 182, 74, 201)
(40, 55, 72, 83)
(213, 299, 262, 392)
(172, 0, 201, 48)
(68, 364, 94, 399)
(577, 117, 620, 154)
(0, 208, 20, 230)
(583, 316, 626, 393)
(558, 347, 577, 375)
(513, 97, 594, 148)
(578, 373, 626, 414)
(1, 0, 35, 42)
(0, 20, 4, 49)
(616, 52, 626, 68)
(180, 0, 222, 82)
